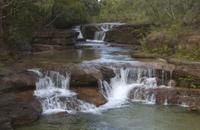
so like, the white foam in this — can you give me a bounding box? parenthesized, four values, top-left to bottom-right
(31, 70, 96, 114)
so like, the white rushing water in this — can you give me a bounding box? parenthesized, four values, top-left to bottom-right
(74, 25, 84, 39)
(29, 67, 170, 114)
(84, 68, 159, 114)
(100, 68, 158, 105)
(30, 70, 96, 114)
(93, 23, 124, 42)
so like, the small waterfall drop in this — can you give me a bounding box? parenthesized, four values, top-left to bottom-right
(74, 25, 84, 39)
(98, 68, 158, 110)
(164, 98, 168, 106)
(31, 70, 96, 114)
(94, 23, 123, 41)
(94, 31, 106, 41)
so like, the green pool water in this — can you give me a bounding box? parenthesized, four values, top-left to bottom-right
(16, 103, 200, 130)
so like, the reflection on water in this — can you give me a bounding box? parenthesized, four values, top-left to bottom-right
(16, 104, 200, 130)
(29, 48, 100, 64)
(22, 41, 134, 66)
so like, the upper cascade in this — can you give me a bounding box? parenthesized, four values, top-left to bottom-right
(94, 23, 124, 41)
(74, 23, 124, 42)
(74, 25, 84, 40)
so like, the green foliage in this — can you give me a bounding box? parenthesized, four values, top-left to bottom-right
(130, 28, 147, 39)
(3, 0, 99, 50)
(52, 0, 86, 28)
(52, 0, 100, 28)
(4, 0, 53, 50)
(97, 0, 148, 23)
(175, 48, 200, 61)
(97, 0, 200, 24)
(178, 75, 200, 89)
(138, 23, 200, 61)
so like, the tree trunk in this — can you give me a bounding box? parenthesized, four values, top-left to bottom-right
(0, 0, 4, 49)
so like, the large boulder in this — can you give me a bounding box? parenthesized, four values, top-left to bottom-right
(105, 24, 152, 45)
(0, 71, 37, 94)
(72, 86, 106, 106)
(0, 71, 42, 130)
(70, 65, 115, 87)
(0, 91, 42, 129)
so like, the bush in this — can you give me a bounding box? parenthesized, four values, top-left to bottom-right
(97, 0, 200, 25)
(3, 0, 99, 50)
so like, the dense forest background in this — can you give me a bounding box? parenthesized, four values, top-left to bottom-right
(0, 0, 200, 59)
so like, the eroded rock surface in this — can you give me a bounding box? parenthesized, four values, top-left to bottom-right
(0, 91, 42, 130)
(32, 28, 76, 52)
(0, 71, 42, 130)
(72, 86, 106, 106)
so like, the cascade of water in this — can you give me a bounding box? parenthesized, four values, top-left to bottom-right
(74, 26, 84, 39)
(30, 70, 96, 114)
(94, 31, 106, 41)
(100, 68, 158, 109)
(93, 23, 122, 41)
(164, 98, 168, 106)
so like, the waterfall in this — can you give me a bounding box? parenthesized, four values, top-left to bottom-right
(164, 98, 168, 106)
(28, 67, 171, 115)
(74, 26, 84, 39)
(94, 23, 123, 41)
(99, 68, 159, 110)
(94, 31, 106, 41)
(30, 70, 96, 114)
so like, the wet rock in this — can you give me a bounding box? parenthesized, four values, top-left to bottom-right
(155, 88, 200, 109)
(98, 66, 116, 81)
(82, 24, 99, 39)
(129, 87, 152, 101)
(130, 86, 200, 111)
(167, 80, 176, 87)
(0, 91, 42, 128)
(72, 86, 106, 106)
(70, 65, 101, 87)
(0, 71, 42, 129)
(0, 71, 37, 94)
(67, 64, 115, 87)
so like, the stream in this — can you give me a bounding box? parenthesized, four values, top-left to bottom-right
(16, 23, 200, 130)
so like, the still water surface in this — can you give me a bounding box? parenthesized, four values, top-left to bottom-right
(17, 103, 200, 130)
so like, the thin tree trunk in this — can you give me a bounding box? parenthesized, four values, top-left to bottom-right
(0, 0, 4, 48)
